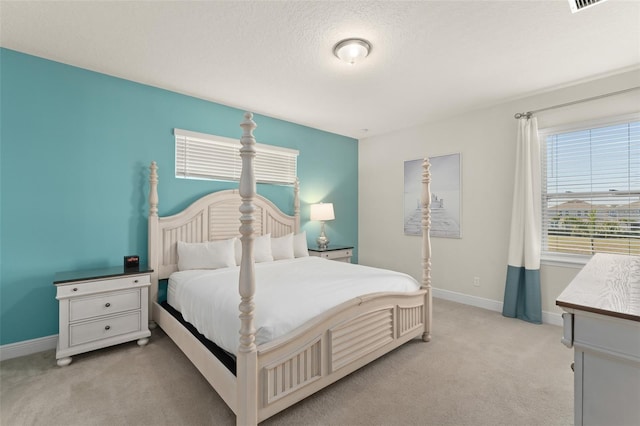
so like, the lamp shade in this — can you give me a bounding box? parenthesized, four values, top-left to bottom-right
(310, 203, 335, 221)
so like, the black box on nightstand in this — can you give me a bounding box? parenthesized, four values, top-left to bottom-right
(124, 255, 140, 271)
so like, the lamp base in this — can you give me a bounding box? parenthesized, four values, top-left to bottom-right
(316, 221, 329, 250)
(316, 236, 329, 250)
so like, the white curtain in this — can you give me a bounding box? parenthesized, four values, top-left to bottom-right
(502, 117, 542, 324)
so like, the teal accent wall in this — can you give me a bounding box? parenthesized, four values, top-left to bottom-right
(0, 48, 358, 346)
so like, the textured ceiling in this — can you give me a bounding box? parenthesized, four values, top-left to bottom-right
(1, 1, 639, 138)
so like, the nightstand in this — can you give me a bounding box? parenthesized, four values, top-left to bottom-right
(308, 246, 354, 263)
(53, 266, 152, 366)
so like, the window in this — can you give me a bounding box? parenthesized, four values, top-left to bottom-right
(174, 128, 298, 185)
(540, 114, 640, 262)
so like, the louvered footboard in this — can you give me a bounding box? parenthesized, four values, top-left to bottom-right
(256, 291, 427, 422)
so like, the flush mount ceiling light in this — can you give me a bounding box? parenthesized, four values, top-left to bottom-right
(333, 38, 371, 65)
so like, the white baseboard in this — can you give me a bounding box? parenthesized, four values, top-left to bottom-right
(432, 287, 563, 327)
(0, 334, 58, 361)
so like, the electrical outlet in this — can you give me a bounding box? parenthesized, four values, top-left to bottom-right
(473, 276, 480, 287)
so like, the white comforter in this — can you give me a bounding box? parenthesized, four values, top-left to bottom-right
(168, 257, 420, 355)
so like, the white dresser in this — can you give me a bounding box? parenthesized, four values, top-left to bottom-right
(54, 266, 152, 366)
(556, 253, 640, 426)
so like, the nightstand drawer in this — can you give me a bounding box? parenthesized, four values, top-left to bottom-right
(309, 247, 353, 263)
(318, 249, 352, 259)
(69, 289, 141, 322)
(57, 274, 150, 299)
(331, 249, 352, 259)
(70, 311, 142, 347)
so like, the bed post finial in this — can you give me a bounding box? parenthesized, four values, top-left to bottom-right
(148, 161, 160, 324)
(149, 161, 159, 217)
(237, 112, 258, 426)
(422, 157, 432, 342)
(294, 178, 300, 233)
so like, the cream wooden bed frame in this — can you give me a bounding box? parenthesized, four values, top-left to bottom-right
(147, 112, 432, 425)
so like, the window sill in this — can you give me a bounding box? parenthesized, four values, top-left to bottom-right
(541, 253, 590, 269)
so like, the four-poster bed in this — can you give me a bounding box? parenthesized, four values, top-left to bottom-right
(147, 112, 432, 425)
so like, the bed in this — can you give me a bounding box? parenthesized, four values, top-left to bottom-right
(147, 112, 433, 425)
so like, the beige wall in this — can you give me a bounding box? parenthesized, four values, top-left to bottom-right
(358, 69, 640, 320)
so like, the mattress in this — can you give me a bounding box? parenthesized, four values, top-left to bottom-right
(168, 257, 420, 355)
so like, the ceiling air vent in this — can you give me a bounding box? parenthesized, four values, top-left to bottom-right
(568, 0, 609, 13)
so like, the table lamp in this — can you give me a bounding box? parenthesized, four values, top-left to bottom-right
(310, 203, 335, 249)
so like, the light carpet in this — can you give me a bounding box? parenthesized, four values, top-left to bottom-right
(0, 299, 573, 425)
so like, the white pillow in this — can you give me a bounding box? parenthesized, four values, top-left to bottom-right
(234, 234, 274, 264)
(177, 239, 236, 271)
(293, 231, 309, 258)
(271, 233, 294, 260)
(254, 234, 274, 263)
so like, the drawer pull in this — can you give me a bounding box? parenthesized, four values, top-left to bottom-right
(134, 279, 139, 283)
(105, 325, 111, 331)
(72, 288, 78, 292)
(105, 302, 111, 308)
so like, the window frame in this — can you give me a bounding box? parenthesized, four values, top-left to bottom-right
(538, 112, 640, 267)
(174, 128, 299, 186)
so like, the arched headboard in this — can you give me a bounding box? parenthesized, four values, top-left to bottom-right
(147, 161, 300, 305)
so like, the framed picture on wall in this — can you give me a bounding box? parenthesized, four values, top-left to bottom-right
(404, 153, 462, 238)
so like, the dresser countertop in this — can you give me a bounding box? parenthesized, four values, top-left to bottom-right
(556, 253, 640, 322)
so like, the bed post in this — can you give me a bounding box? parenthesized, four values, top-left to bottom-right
(422, 157, 432, 342)
(237, 112, 259, 426)
(294, 178, 300, 233)
(148, 161, 159, 325)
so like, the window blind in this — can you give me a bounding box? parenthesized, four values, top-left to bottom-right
(541, 118, 640, 258)
(175, 128, 298, 185)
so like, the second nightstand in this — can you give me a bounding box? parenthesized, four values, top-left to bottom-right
(308, 246, 353, 263)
